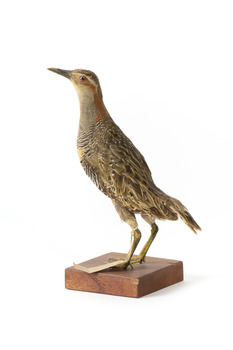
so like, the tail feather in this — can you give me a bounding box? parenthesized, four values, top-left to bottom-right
(150, 186, 201, 233)
(167, 197, 201, 234)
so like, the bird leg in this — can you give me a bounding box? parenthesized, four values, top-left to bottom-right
(131, 223, 158, 264)
(110, 227, 142, 269)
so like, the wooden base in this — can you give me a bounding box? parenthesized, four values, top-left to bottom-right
(65, 253, 183, 298)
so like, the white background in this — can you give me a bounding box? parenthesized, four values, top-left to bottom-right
(1, 1, 233, 349)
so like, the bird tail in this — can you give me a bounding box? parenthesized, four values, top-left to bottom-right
(167, 196, 201, 234)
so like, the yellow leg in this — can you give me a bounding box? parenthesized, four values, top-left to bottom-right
(131, 223, 158, 264)
(110, 227, 141, 269)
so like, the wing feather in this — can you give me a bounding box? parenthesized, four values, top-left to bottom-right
(95, 120, 177, 219)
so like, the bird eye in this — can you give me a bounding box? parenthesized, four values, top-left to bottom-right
(80, 76, 87, 81)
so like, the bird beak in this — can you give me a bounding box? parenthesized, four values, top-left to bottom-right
(48, 68, 72, 79)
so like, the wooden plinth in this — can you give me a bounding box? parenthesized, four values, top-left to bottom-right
(65, 253, 183, 298)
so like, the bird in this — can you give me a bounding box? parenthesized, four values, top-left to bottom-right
(48, 67, 201, 269)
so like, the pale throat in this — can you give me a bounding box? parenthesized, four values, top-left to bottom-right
(75, 87, 108, 134)
(76, 90, 97, 134)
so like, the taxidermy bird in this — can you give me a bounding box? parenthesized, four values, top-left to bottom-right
(48, 68, 201, 269)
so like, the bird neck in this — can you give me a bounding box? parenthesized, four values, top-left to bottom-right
(77, 91, 110, 134)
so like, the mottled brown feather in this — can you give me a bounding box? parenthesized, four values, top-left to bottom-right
(79, 117, 200, 233)
(49, 67, 201, 234)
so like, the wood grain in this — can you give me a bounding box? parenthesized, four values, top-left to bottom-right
(65, 252, 183, 298)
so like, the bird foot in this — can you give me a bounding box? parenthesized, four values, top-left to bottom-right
(106, 257, 133, 270)
(130, 255, 145, 264)
(105, 255, 145, 269)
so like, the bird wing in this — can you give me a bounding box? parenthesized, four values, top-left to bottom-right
(79, 119, 200, 229)
(96, 120, 176, 219)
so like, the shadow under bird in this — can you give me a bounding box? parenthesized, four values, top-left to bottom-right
(48, 68, 201, 269)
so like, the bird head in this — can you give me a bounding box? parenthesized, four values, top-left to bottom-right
(48, 68, 103, 98)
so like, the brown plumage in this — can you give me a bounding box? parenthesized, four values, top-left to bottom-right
(48, 68, 201, 268)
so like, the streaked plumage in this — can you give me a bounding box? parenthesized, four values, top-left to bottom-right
(49, 68, 201, 268)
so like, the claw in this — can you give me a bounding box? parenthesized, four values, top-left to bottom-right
(115, 261, 132, 270)
(130, 255, 146, 264)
